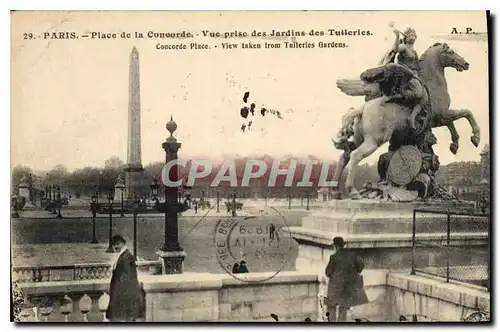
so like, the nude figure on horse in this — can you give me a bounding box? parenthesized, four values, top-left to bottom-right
(333, 31, 479, 199)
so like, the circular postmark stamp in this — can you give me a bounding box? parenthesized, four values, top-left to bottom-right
(213, 204, 294, 282)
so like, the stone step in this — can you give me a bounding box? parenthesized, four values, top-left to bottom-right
(301, 213, 488, 234)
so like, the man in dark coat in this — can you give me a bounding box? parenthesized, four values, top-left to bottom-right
(106, 235, 143, 322)
(325, 237, 368, 322)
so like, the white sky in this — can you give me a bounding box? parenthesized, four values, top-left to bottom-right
(11, 11, 489, 172)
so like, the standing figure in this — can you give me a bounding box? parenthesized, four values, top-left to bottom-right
(106, 235, 143, 322)
(381, 27, 419, 74)
(325, 237, 368, 322)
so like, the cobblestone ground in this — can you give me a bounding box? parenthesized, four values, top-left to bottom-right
(12, 243, 119, 266)
(12, 207, 309, 274)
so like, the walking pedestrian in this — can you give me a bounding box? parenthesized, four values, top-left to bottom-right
(325, 237, 368, 322)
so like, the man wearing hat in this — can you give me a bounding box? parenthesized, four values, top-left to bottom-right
(106, 235, 143, 322)
(325, 237, 368, 322)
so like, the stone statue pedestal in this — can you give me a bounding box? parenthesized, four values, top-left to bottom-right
(18, 183, 30, 202)
(114, 184, 124, 202)
(285, 199, 487, 320)
(157, 250, 187, 274)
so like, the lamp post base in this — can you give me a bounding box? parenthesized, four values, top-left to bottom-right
(105, 244, 115, 253)
(156, 250, 187, 274)
(89, 239, 98, 244)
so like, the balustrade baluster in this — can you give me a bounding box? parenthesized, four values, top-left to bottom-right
(60, 295, 73, 322)
(99, 293, 110, 322)
(79, 294, 92, 322)
(68, 294, 83, 322)
(37, 296, 53, 322)
(19, 306, 35, 322)
(87, 293, 104, 322)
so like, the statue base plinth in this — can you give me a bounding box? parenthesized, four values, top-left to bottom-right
(156, 250, 187, 274)
(300, 199, 477, 234)
(285, 200, 488, 320)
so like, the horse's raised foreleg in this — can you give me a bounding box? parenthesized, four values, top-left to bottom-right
(345, 138, 380, 200)
(446, 122, 460, 154)
(446, 108, 481, 147)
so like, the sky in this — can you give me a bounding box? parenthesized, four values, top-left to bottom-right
(11, 11, 490, 172)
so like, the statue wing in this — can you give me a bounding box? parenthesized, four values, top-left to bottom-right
(379, 49, 397, 66)
(336, 79, 368, 96)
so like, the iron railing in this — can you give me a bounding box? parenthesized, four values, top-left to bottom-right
(411, 209, 490, 289)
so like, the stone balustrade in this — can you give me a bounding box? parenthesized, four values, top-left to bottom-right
(15, 279, 110, 322)
(15, 271, 320, 322)
(14, 270, 489, 322)
(12, 260, 162, 283)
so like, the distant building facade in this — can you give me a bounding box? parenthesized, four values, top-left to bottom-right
(436, 144, 490, 201)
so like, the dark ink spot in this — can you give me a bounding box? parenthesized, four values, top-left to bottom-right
(241, 124, 246, 132)
(250, 103, 256, 115)
(243, 91, 250, 103)
(261, 108, 267, 116)
(240, 107, 249, 119)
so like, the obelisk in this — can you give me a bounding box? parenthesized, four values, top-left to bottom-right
(124, 46, 144, 200)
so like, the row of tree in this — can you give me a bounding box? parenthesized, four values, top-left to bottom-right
(12, 155, 482, 199)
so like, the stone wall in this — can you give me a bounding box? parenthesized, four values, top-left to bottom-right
(386, 273, 490, 321)
(142, 271, 319, 322)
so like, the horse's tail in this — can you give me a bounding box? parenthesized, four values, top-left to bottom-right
(332, 107, 362, 149)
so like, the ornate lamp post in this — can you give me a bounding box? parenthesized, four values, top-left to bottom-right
(95, 185, 100, 204)
(150, 177, 159, 201)
(479, 178, 489, 214)
(51, 185, 57, 215)
(56, 186, 63, 219)
(105, 192, 115, 253)
(90, 193, 98, 243)
(132, 194, 140, 259)
(231, 191, 237, 217)
(216, 190, 220, 213)
(115, 177, 126, 217)
(157, 116, 186, 274)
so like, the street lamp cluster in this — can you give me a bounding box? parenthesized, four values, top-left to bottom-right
(43, 184, 63, 218)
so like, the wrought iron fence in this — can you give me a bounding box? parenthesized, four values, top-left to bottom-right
(411, 209, 490, 289)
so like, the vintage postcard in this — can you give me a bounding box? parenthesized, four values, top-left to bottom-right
(11, 11, 490, 323)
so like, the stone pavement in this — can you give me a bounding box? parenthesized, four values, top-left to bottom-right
(11, 243, 137, 267)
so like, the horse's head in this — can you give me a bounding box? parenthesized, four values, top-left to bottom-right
(426, 43, 470, 72)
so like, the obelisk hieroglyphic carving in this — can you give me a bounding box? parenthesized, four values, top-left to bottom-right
(124, 46, 144, 200)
